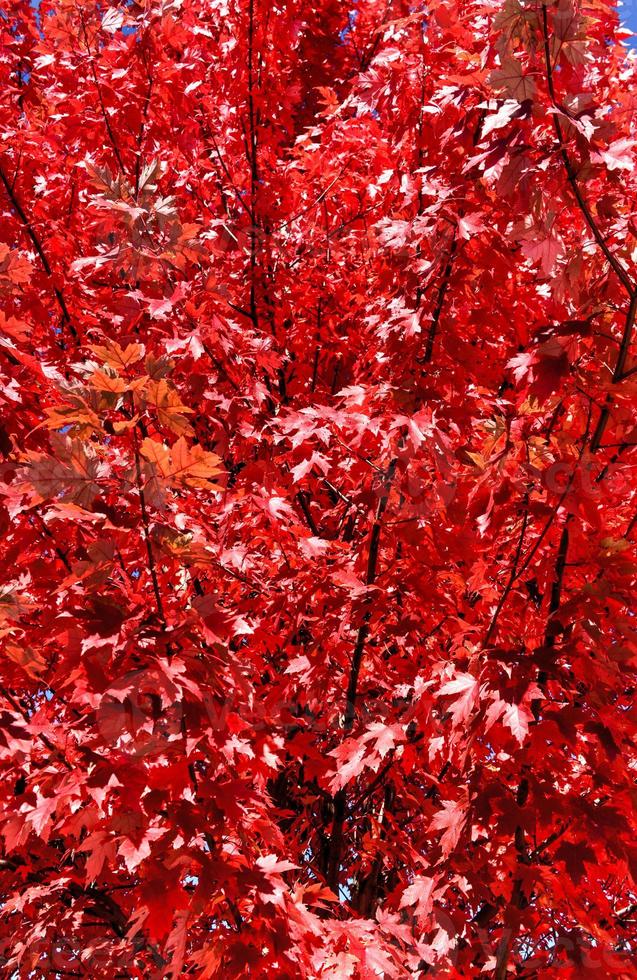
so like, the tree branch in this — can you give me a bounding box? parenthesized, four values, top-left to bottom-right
(79, 14, 127, 177)
(0, 164, 78, 339)
(541, 5, 634, 298)
(422, 229, 458, 364)
(325, 458, 397, 892)
(132, 427, 166, 627)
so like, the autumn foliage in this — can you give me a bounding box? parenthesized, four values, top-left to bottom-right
(1, 0, 637, 975)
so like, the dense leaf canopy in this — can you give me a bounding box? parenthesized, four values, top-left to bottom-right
(1, 0, 637, 975)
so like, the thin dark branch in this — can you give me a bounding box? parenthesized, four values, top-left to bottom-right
(423, 228, 458, 363)
(296, 489, 319, 536)
(133, 427, 166, 627)
(326, 458, 397, 892)
(0, 164, 78, 339)
(484, 496, 529, 647)
(79, 14, 127, 177)
(541, 5, 634, 298)
(590, 293, 637, 450)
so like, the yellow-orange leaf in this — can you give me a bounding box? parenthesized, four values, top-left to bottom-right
(145, 379, 194, 436)
(90, 339, 145, 370)
(140, 436, 223, 489)
(89, 370, 127, 394)
(140, 437, 171, 476)
(170, 437, 223, 488)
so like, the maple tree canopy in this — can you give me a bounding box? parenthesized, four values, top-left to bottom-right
(1, 0, 637, 975)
